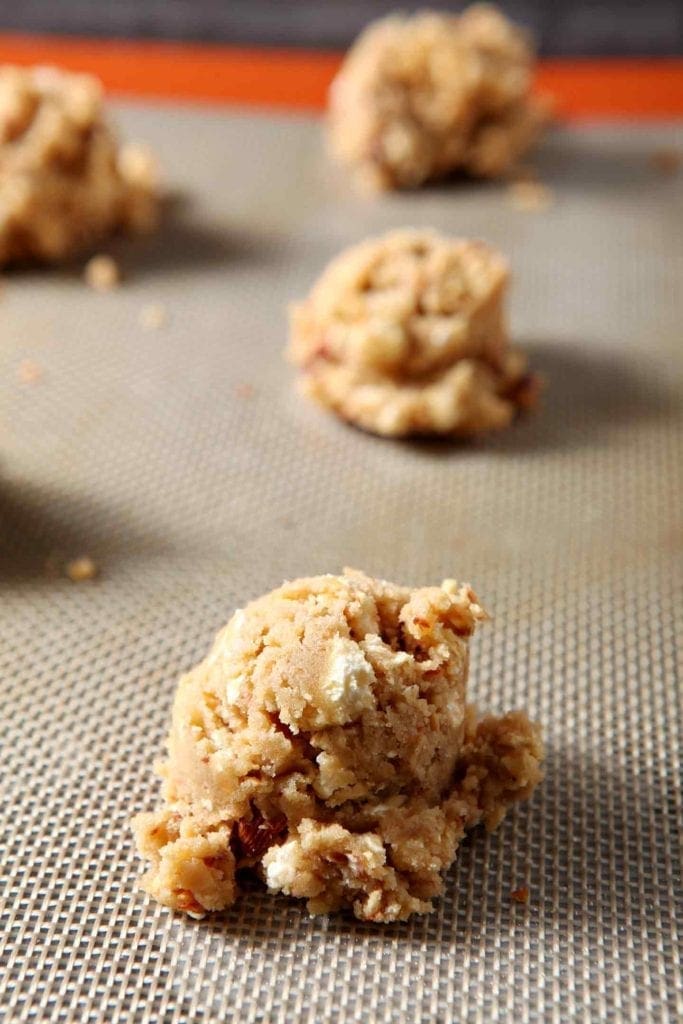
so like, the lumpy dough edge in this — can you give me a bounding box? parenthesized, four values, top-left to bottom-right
(132, 570, 544, 922)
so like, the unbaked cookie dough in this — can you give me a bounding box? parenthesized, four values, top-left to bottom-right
(288, 229, 539, 437)
(0, 66, 159, 265)
(132, 570, 543, 922)
(328, 4, 548, 190)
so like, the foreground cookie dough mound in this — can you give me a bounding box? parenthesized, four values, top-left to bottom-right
(0, 66, 159, 265)
(132, 570, 543, 922)
(289, 229, 539, 437)
(328, 4, 547, 190)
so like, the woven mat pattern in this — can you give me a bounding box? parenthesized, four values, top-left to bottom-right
(1, 109, 681, 1023)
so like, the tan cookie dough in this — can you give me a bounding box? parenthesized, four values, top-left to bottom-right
(328, 4, 548, 190)
(132, 570, 543, 922)
(288, 229, 539, 437)
(0, 66, 159, 265)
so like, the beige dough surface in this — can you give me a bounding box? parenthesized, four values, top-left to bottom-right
(132, 570, 543, 922)
(0, 65, 159, 265)
(328, 4, 548, 190)
(288, 229, 539, 437)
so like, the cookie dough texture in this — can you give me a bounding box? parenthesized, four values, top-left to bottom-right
(0, 66, 159, 265)
(132, 570, 543, 922)
(289, 229, 538, 437)
(328, 4, 547, 190)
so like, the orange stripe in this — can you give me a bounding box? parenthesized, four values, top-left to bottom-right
(0, 34, 682, 117)
(536, 59, 683, 118)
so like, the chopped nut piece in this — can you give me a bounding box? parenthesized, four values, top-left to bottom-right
(17, 358, 43, 384)
(508, 180, 554, 211)
(174, 889, 204, 916)
(65, 556, 98, 582)
(511, 886, 529, 903)
(139, 303, 168, 330)
(233, 814, 288, 861)
(84, 254, 120, 291)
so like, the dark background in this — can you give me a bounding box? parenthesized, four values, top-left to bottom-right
(0, 1, 681, 55)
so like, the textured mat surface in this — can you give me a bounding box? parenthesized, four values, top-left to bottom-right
(1, 107, 681, 1023)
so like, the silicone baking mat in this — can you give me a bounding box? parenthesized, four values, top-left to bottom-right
(1, 106, 681, 1023)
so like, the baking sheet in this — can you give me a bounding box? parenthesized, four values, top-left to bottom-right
(1, 105, 681, 1023)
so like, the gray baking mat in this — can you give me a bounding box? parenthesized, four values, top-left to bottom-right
(1, 106, 681, 1023)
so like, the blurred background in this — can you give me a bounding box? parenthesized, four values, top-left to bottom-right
(0, 0, 681, 54)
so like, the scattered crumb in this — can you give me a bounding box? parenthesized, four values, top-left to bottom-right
(17, 359, 44, 385)
(139, 303, 168, 331)
(235, 383, 254, 399)
(65, 556, 98, 582)
(650, 148, 681, 175)
(84, 254, 120, 291)
(508, 180, 554, 212)
(510, 886, 529, 904)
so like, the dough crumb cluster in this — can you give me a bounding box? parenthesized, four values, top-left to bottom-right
(289, 229, 539, 438)
(0, 66, 159, 265)
(328, 4, 548, 190)
(132, 570, 543, 922)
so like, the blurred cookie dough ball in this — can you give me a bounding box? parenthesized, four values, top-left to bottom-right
(0, 65, 160, 265)
(328, 4, 548, 190)
(132, 569, 543, 922)
(289, 229, 539, 437)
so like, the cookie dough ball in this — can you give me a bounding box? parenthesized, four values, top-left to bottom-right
(132, 570, 543, 922)
(0, 66, 159, 265)
(288, 229, 539, 437)
(328, 4, 548, 190)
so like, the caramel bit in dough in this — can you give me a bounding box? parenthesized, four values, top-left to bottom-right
(0, 66, 160, 266)
(511, 886, 530, 903)
(132, 569, 544, 922)
(328, 4, 549, 191)
(288, 228, 539, 438)
(84, 254, 120, 291)
(65, 556, 98, 582)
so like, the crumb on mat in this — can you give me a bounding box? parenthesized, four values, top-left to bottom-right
(511, 886, 529, 904)
(17, 359, 44, 384)
(84, 254, 120, 291)
(139, 303, 168, 330)
(508, 181, 554, 211)
(65, 556, 98, 582)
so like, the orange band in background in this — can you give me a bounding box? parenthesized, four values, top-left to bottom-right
(0, 34, 682, 117)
